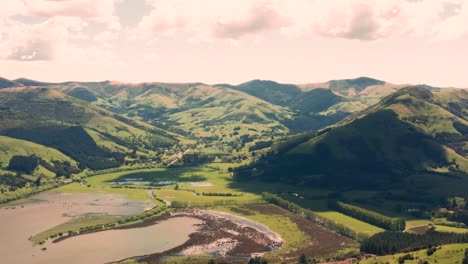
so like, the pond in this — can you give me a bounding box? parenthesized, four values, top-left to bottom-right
(110, 178, 178, 186)
(0, 192, 201, 264)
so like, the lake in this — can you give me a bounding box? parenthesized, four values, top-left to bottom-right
(0, 192, 201, 264)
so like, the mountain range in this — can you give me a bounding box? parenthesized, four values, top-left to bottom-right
(0, 75, 466, 198)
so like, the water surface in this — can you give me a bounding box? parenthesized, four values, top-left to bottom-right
(0, 192, 200, 263)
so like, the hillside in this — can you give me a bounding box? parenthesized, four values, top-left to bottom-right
(224, 77, 402, 132)
(44, 81, 294, 157)
(0, 77, 21, 88)
(0, 135, 79, 177)
(235, 86, 468, 193)
(0, 87, 182, 172)
(0, 76, 405, 138)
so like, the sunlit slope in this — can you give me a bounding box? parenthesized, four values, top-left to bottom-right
(237, 86, 468, 188)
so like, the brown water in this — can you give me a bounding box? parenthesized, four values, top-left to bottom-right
(0, 193, 201, 264)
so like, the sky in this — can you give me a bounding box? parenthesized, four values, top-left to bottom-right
(0, 0, 467, 87)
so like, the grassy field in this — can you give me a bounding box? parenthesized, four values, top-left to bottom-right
(52, 164, 264, 205)
(316, 211, 384, 237)
(53, 182, 153, 202)
(360, 243, 468, 264)
(435, 225, 468, 233)
(31, 214, 117, 244)
(406, 219, 432, 228)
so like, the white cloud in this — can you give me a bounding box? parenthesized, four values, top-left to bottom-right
(134, 0, 468, 41)
(211, 2, 289, 39)
(1, 0, 468, 68)
(0, 16, 111, 62)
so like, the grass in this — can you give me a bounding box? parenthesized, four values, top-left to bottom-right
(51, 164, 264, 205)
(31, 214, 117, 244)
(52, 182, 153, 202)
(406, 219, 432, 228)
(316, 211, 384, 237)
(435, 225, 468, 233)
(0, 135, 77, 172)
(360, 243, 468, 264)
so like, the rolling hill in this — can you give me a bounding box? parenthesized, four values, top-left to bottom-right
(235, 86, 468, 194)
(0, 87, 182, 174)
(222, 77, 403, 132)
(0, 77, 21, 88)
(44, 81, 294, 156)
(44, 77, 405, 140)
(0, 135, 79, 178)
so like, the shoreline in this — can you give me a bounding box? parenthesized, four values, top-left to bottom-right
(51, 208, 284, 263)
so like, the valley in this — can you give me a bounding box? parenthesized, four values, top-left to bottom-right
(0, 76, 467, 263)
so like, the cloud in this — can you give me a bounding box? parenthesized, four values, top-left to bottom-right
(315, 4, 380, 40)
(212, 3, 289, 39)
(135, 0, 468, 41)
(0, 0, 121, 30)
(7, 39, 53, 61)
(24, 0, 116, 18)
(1, 0, 468, 66)
(0, 16, 104, 62)
(440, 1, 463, 19)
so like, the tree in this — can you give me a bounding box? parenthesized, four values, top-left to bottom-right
(34, 176, 42, 187)
(8, 155, 39, 174)
(298, 253, 307, 264)
(463, 248, 468, 264)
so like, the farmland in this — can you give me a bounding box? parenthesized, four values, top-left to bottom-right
(316, 211, 384, 238)
(360, 243, 468, 264)
(16, 163, 468, 263)
(26, 164, 380, 262)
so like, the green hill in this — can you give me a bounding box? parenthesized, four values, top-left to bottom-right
(328, 76, 385, 97)
(0, 135, 78, 175)
(47, 81, 294, 156)
(3, 76, 405, 142)
(0, 87, 181, 171)
(232, 79, 302, 106)
(224, 78, 402, 132)
(13, 78, 54, 87)
(235, 86, 468, 192)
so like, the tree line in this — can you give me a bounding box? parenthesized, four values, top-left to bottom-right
(261, 192, 370, 241)
(360, 230, 468, 255)
(333, 201, 405, 231)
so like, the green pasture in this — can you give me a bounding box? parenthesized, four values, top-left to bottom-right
(361, 243, 468, 264)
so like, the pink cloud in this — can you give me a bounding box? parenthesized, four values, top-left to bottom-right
(212, 3, 289, 39)
(135, 0, 468, 41)
(24, 0, 115, 18)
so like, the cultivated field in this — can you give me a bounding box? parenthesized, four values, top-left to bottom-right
(360, 243, 468, 264)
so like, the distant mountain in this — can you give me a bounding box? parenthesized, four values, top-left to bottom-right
(235, 86, 468, 191)
(13, 78, 54, 87)
(231, 80, 303, 106)
(46, 81, 294, 152)
(327, 76, 385, 97)
(222, 77, 402, 132)
(0, 77, 21, 88)
(0, 76, 456, 172)
(0, 76, 408, 136)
